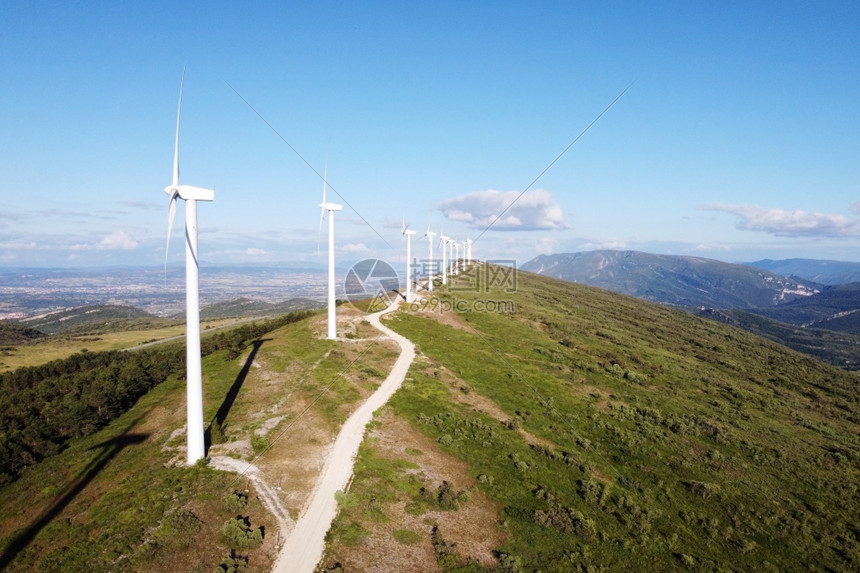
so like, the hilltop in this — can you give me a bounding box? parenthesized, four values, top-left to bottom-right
(0, 265, 857, 571)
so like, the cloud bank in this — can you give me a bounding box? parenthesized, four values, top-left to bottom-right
(705, 203, 860, 238)
(438, 189, 566, 231)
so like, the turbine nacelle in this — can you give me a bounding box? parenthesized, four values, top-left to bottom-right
(320, 202, 343, 212)
(165, 184, 215, 202)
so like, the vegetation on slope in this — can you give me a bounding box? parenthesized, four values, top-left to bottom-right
(0, 305, 399, 571)
(746, 282, 860, 334)
(16, 305, 157, 335)
(0, 311, 314, 484)
(0, 321, 45, 345)
(199, 297, 321, 320)
(699, 307, 860, 370)
(323, 264, 859, 571)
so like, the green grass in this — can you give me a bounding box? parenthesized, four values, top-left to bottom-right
(326, 264, 859, 570)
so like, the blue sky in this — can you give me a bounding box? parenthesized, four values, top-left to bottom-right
(1, 1, 858, 269)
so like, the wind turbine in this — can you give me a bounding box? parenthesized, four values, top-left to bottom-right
(453, 241, 461, 276)
(465, 238, 472, 266)
(423, 227, 436, 292)
(319, 168, 342, 339)
(449, 238, 455, 276)
(401, 221, 416, 303)
(439, 234, 449, 286)
(164, 69, 215, 466)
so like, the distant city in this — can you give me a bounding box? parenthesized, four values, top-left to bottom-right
(0, 266, 332, 319)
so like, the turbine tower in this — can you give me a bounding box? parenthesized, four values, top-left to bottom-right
(466, 238, 472, 266)
(454, 242, 460, 276)
(319, 169, 342, 339)
(164, 69, 215, 466)
(401, 222, 416, 303)
(423, 228, 436, 292)
(439, 234, 449, 286)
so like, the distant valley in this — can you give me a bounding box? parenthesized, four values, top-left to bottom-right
(0, 265, 330, 319)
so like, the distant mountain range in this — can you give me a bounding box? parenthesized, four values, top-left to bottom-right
(521, 250, 821, 309)
(521, 251, 860, 363)
(747, 258, 860, 285)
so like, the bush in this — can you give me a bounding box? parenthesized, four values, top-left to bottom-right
(215, 550, 248, 572)
(223, 491, 248, 513)
(221, 517, 263, 550)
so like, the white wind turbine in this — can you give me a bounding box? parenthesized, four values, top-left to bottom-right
(449, 238, 455, 276)
(401, 221, 416, 303)
(465, 238, 472, 266)
(164, 70, 215, 466)
(453, 241, 461, 276)
(439, 234, 449, 286)
(423, 227, 436, 292)
(319, 167, 342, 340)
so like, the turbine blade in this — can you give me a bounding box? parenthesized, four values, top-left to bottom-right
(164, 192, 178, 276)
(173, 67, 185, 189)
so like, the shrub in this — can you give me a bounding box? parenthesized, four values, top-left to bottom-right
(215, 550, 248, 572)
(223, 491, 248, 513)
(221, 517, 263, 550)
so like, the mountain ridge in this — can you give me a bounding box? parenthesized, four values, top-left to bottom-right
(522, 249, 822, 309)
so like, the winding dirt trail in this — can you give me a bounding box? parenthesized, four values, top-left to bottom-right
(270, 300, 415, 573)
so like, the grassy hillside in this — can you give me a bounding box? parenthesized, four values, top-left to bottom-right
(198, 297, 322, 320)
(698, 308, 860, 370)
(0, 307, 399, 571)
(321, 264, 859, 571)
(0, 321, 45, 345)
(2, 265, 857, 571)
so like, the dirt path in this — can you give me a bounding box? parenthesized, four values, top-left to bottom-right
(208, 455, 295, 532)
(270, 300, 415, 573)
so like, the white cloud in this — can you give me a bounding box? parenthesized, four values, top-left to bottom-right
(535, 237, 557, 255)
(245, 247, 267, 256)
(96, 230, 139, 250)
(580, 239, 628, 251)
(0, 240, 37, 250)
(438, 189, 566, 231)
(704, 203, 860, 238)
(341, 243, 370, 254)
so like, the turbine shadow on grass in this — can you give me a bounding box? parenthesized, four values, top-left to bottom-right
(0, 431, 149, 569)
(205, 339, 269, 454)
